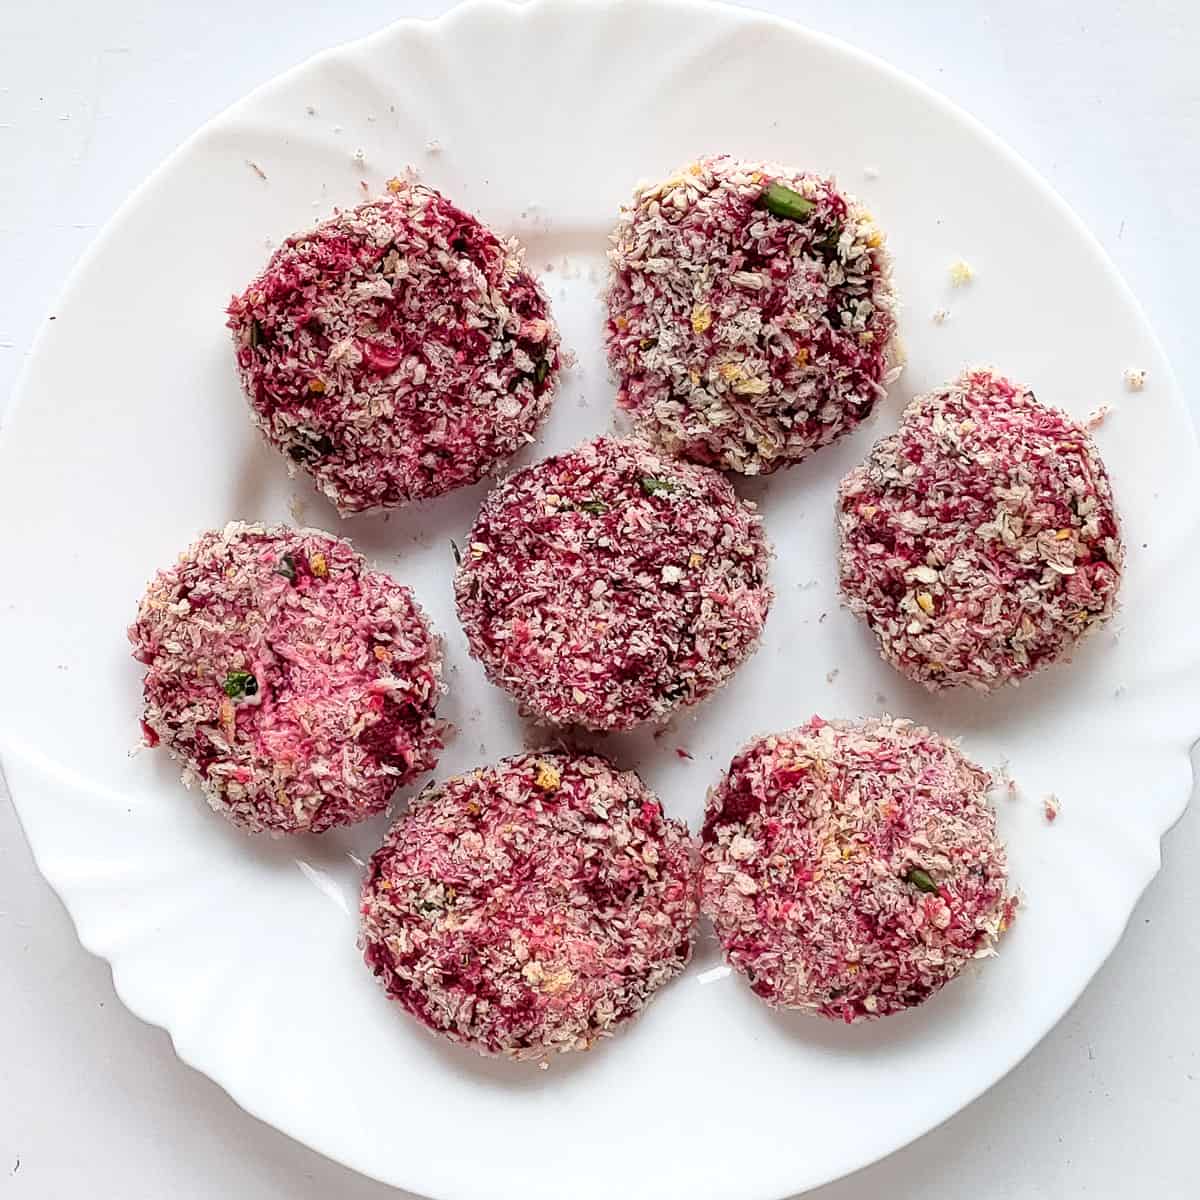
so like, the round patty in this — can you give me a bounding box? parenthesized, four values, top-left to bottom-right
(454, 436, 773, 730)
(228, 181, 561, 514)
(606, 154, 899, 474)
(360, 752, 697, 1058)
(837, 367, 1124, 690)
(129, 522, 444, 833)
(700, 717, 1015, 1020)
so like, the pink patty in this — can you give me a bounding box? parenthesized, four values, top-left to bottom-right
(606, 155, 899, 475)
(838, 368, 1124, 690)
(129, 522, 444, 833)
(228, 182, 561, 514)
(701, 717, 1015, 1021)
(360, 752, 697, 1058)
(454, 436, 773, 731)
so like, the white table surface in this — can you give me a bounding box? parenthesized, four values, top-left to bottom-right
(2, 1, 1197, 1196)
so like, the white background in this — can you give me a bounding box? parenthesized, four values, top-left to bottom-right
(1, 1, 1197, 1196)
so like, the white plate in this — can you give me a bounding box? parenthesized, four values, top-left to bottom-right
(2, 1, 1197, 1197)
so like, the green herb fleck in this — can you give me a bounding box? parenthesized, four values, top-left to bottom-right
(761, 182, 816, 221)
(578, 500, 609, 515)
(450, 539, 462, 565)
(639, 476, 677, 498)
(286, 431, 334, 463)
(274, 554, 296, 583)
(814, 222, 844, 260)
(222, 670, 258, 700)
(639, 338, 656, 351)
(905, 867, 938, 894)
(533, 358, 551, 386)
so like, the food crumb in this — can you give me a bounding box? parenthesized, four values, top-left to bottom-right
(826, 668, 839, 683)
(932, 308, 950, 325)
(1043, 794, 1060, 823)
(352, 147, 367, 169)
(818, 611, 828, 624)
(863, 165, 880, 180)
(305, 104, 317, 116)
(948, 258, 974, 286)
(538, 1060, 549, 1071)
(245, 159, 267, 181)
(426, 138, 443, 155)
(676, 747, 694, 761)
(1124, 367, 1147, 391)
(1086, 404, 1112, 430)
(996, 761, 1018, 800)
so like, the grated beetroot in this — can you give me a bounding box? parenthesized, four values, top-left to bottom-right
(837, 367, 1124, 690)
(227, 181, 561, 515)
(701, 717, 1016, 1021)
(359, 752, 697, 1059)
(454, 436, 773, 731)
(129, 522, 444, 833)
(606, 155, 900, 475)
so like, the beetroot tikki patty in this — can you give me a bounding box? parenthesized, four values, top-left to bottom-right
(606, 155, 900, 474)
(360, 752, 698, 1058)
(229, 181, 561, 514)
(701, 717, 1015, 1021)
(454, 436, 773, 730)
(130, 522, 444, 833)
(838, 368, 1123, 690)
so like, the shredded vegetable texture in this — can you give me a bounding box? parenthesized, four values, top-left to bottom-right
(454, 436, 773, 731)
(360, 752, 698, 1058)
(228, 181, 561, 514)
(129, 522, 444, 834)
(606, 155, 900, 475)
(701, 717, 1016, 1021)
(837, 367, 1123, 690)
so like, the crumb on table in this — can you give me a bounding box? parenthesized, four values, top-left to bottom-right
(949, 259, 974, 286)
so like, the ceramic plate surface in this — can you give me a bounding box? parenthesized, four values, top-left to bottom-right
(2, 2, 1198, 1197)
